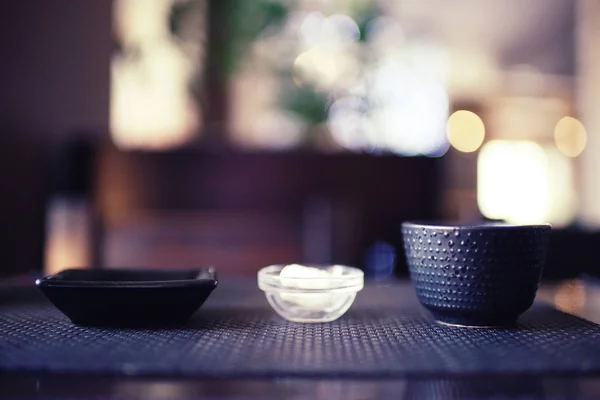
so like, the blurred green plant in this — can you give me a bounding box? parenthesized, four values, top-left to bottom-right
(165, 0, 382, 142)
(278, 80, 330, 127)
(169, 0, 288, 76)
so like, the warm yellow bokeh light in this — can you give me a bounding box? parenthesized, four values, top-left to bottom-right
(446, 110, 485, 152)
(110, 0, 201, 150)
(292, 47, 358, 90)
(554, 280, 586, 315)
(478, 141, 577, 227)
(478, 140, 550, 224)
(554, 116, 587, 157)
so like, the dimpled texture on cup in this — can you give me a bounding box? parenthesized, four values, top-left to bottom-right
(402, 223, 551, 327)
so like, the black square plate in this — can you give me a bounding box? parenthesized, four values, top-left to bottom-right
(36, 268, 218, 328)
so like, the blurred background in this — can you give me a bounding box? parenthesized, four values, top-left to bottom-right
(1, 0, 600, 287)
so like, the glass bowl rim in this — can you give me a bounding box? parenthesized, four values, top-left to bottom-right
(257, 264, 364, 293)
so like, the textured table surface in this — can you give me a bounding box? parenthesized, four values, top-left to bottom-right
(2, 280, 600, 379)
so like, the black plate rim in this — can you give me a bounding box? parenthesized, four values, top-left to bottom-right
(35, 268, 218, 289)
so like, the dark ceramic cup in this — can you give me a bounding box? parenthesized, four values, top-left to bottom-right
(402, 222, 551, 327)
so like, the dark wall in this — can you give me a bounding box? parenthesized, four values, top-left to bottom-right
(0, 1, 112, 276)
(0, 0, 111, 137)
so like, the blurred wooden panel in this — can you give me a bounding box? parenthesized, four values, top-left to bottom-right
(94, 145, 441, 274)
(103, 211, 302, 275)
(95, 146, 440, 215)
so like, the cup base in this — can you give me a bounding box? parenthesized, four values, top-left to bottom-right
(432, 313, 518, 328)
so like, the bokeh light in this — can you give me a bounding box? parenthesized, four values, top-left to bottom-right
(554, 116, 587, 157)
(327, 72, 450, 156)
(446, 110, 485, 153)
(370, 84, 450, 157)
(327, 96, 373, 151)
(554, 280, 586, 315)
(477, 140, 578, 227)
(111, 43, 199, 150)
(293, 47, 359, 90)
(478, 141, 576, 227)
(111, 0, 201, 150)
(291, 12, 361, 91)
(545, 147, 577, 227)
(478, 141, 550, 224)
(299, 13, 360, 50)
(369, 58, 450, 156)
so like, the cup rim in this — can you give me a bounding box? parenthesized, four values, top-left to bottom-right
(402, 221, 552, 231)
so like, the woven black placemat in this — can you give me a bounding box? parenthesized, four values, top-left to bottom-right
(2, 281, 600, 377)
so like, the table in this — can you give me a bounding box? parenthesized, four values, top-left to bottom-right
(3, 277, 600, 399)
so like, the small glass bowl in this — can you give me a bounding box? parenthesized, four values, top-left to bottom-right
(257, 265, 364, 323)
